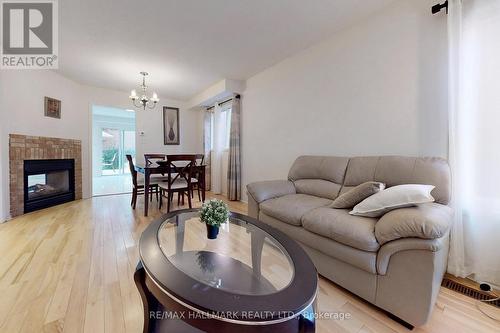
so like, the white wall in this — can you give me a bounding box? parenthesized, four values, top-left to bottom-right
(241, 0, 448, 200)
(0, 70, 203, 221)
(136, 103, 203, 158)
(0, 71, 88, 221)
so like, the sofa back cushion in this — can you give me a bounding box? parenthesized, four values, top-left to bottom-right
(342, 156, 451, 205)
(293, 179, 340, 200)
(288, 156, 349, 200)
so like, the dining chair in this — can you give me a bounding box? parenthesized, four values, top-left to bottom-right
(144, 154, 166, 166)
(144, 153, 171, 182)
(164, 153, 202, 202)
(126, 155, 159, 209)
(158, 155, 196, 212)
(190, 154, 204, 201)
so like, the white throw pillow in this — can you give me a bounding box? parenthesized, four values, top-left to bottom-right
(350, 184, 435, 217)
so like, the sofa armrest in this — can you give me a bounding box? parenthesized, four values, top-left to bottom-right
(246, 180, 296, 204)
(375, 203, 452, 246)
(376, 236, 448, 275)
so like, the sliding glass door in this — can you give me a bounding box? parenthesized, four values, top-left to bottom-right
(101, 128, 135, 176)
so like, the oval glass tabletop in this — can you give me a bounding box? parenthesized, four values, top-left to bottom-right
(157, 211, 294, 296)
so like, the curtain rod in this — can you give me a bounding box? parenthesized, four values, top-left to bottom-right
(432, 0, 448, 14)
(206, 95, 240, 111)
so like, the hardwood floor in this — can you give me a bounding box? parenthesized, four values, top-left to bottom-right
(0, 193, 499, 333)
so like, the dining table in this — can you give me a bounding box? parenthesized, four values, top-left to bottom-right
(135, 162, 206, 217)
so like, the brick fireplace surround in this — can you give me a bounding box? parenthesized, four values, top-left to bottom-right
(9, 134, 83, 217)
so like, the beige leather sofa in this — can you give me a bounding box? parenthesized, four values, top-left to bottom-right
(247, 156, 452, 327)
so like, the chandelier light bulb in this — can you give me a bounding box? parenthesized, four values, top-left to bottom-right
(129, 72, 159, 110)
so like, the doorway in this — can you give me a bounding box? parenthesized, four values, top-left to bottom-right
(92, 105, 136, 196)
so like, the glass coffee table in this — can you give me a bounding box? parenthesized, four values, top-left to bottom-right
(135, 209, 317, 333)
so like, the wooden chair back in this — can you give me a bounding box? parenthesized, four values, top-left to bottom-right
(194, 154, 205, 166)
(164, 154, 197, 191)
(144, 154, 166, 166)
(126, 154, 138, 188)
(192, 154, 204, 181)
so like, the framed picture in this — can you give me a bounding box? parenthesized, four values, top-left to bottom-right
(163, 106, 180, 145)
(44, 97, 61, 119)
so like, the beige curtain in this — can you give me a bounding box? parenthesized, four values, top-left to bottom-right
(203, 111, 211, 191)
(227, 96, 241, 201)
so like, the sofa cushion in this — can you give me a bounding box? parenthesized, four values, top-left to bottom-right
(375, 203, 452, 245)
(288, 156, 349, 184)
(343, 156, 380, 186)
(350, 184, 435, 217)
(302, 208, 380, 252)
(342, 156, 451, 205)
(259, 194, 332, 226)
(259, 212, 377, 274)
(330, 181, 385, 209)
(247, 180, 296, 203)
(294, 179, 341, 200)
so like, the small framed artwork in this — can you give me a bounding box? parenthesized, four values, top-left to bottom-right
(44, 97, 61, 119)
(163, 106, 180, 145)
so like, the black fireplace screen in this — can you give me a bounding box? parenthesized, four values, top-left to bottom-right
(27, 171, 70, 200)
(24, 159, 75, 213)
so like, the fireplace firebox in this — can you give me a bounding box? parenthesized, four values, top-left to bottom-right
(24, 159, 75, 213)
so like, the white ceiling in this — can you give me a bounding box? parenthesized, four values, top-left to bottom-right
(59, 0, 394, 101)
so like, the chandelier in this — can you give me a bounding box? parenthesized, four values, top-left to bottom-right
(129, 72, 159, 110)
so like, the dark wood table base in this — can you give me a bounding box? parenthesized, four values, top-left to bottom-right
(134, 262, 316, 333)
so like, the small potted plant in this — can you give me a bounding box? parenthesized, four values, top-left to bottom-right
(200, 199, 229, 239)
